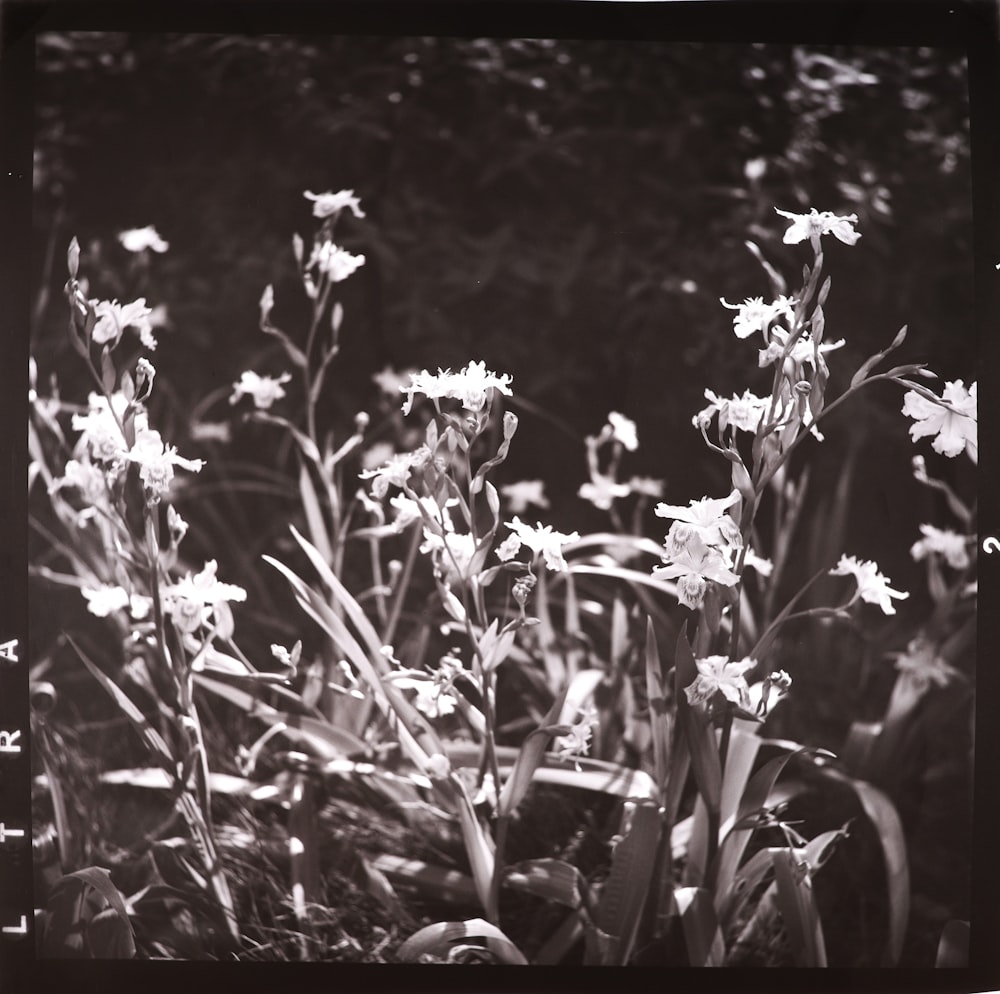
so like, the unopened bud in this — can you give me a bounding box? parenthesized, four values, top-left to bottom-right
(503, 411, 519, 441)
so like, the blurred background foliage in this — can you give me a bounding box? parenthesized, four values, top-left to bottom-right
(32, 30, 974, 658)
(30, 33, 975, 963)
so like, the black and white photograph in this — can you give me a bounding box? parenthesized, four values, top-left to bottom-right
(3, 2, 998, 991)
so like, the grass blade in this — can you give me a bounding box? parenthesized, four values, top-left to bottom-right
(770, 848, 827, 966)
(595, 799, 660, 964)
(672, 886, 725, 966)
(819, 768, 909, 966)
(935, 919, 969, 967)
(644, 619, 671, 804)
(68, 635, 173, 767)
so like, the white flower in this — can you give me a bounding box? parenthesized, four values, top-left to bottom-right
(654, 532, 741, 607)
(71, 392, 148, 465)
(118, 225, 169, 253)
(82, 584, 130, 617)
(901, 380, 977, 463)
(891, 636, 959, 693)
(578, 474, 631, 510)
(372, 365, 417, 396)
(498, 517, 580, 572)
(500, 480, 549, 514)
(775, 207, 861, 246)
(554, 706, 598, 759)
(720, 295, 796, 340)
(311, 241, 366, 282)
(758, 327, 845, 369)
(304, 189, 366, 219)
(162, 560, 247, 634)
(359, 446, 431, 499)
(390, 493, 457, 533)
(655, 490, 741, 549)
(400, 360, 513, 416)
(910, 524, 970, 570)
(685, 656, 757, 710)
(125, 428, 204, 500)
(420, 530, 478, 587)
(626, 476, 665, 499)
(49, 459, 108, 505)
(607, 412, 638, 451)
(694, 388, 769, 434)
(81, 584, 149, 619)
(91, 298, 154, 348)
(830, 554, 908, 615)
(742, 547, 774, 577)
(230, 370, 292, 410)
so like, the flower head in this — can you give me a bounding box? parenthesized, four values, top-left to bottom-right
(902, 380, 977, 463)
(775, 207, 861, 246)
(421, 530, 478, 587)
(554, 706, 598, 759)
(304, 189, 366, 219)
(230, 370, 292, 410)
(578, 474, 631, 511)
(655, 490, 741, 549)
(654, 532, 740, 608)
(162, 560, 247, 634)
(72, 392, 148, 465)
(118, 225, 169, 253)
(372, 365, 417, 396)
(910, 524, 970, 570)
(91, 298, 155, 349)
(125, 427, 204, 501)
(400, 361, 513, 416)
(694, 388, 769, 434)
(758, 327, 845, 369)
(685, 656, 757, 710)
(359, 446, 432, 499)
(830, 554, 908, 615)
(720, 295, 796, 340)
(500, 479, 549, 514)
(496, 516, 580, 572)
(892, 636, 959, 694)
(607, 411, 638, 451)
(310, 241, 366, 282)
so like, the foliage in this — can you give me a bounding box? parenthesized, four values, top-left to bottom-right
(28, 34, 975, 967)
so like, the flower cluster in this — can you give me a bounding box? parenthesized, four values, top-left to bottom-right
(308, 241, 366, 282)
(653, 492, 743, 609)
(400, 361, 513, 416)
(70, 388, 204, 502)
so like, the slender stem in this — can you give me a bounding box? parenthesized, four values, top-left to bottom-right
(383, 524, 422, 646)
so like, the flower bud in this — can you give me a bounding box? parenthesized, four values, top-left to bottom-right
(503, 410, 519, 441)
